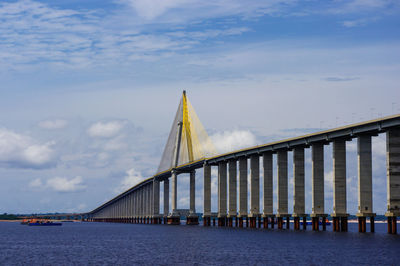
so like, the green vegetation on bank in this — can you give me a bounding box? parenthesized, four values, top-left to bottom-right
(0, 213, 21, 220)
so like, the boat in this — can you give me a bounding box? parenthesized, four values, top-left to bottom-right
(20, 219, 31, 225)
(28, 219, 62, 226)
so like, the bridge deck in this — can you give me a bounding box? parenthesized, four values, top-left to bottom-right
(90, 114, 400, 214)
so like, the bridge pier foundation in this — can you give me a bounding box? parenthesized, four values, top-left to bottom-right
(387, 216, 398, 234)
(202, 216, 210, 226)
(263, 217, 268, 228)
(277, 217, 283, 229)
(238, 217, 244, 227)
(294, 217, 300, 230)
(312, 217, 319, 231)
(249, 217, 256, 228)
(186, 215, 199, 225)
(218, 216, 227, 227)
(341, 217, 348, 232)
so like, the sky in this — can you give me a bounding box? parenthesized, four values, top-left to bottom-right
(0, 0, 399, 215)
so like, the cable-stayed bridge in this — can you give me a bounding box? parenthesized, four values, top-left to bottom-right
(86, 91, 400, 234)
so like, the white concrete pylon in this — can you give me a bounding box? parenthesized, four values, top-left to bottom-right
(238, 157, 248, 217)
(263, 152, 273, 216)
(203, 163, 211, 217)
(218, 161, 227, 217)
(228, 160, 237, 217)
(293, 147, 306, 217)
(385, 128, 400, 217)
(332, 140, 348, 216)
(357, 135, 374, 216)
(311, 143, 325, 216)
(250, 155, 260, 217)
(277, 150, 288, 216)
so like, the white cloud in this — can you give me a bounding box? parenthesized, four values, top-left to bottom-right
(120, 0, 296, 21)
(211, 130, 257, 153)
(38, 119, 68, 129)
(116, 168, 146, 193)
(87, 121, 127, 138)
(0, 0, 258, 70)
(103, 135, 127, 151)
(46, 176, 86, 192)
(0, 128, 55, 168)
(122, 0, 191, 20)
(29, 178, 43, 188)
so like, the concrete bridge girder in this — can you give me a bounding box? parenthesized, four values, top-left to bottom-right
(88, 116, 400, 233)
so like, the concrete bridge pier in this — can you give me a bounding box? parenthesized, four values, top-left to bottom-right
(227, 160, 237, 227)
(135, 191, 139, 224)
(356, 135, 376, 232)
(249, 155, 260, 228)
(187, 170, 199, 225)
(167, 170, 180, 225)
(238, 157, 248, 228)
(311, 143, 327, 231)
(218, 161, 227, 226)
(331, 139, 350, 232)
(140, 186, 144, 224)
(293, 147, 307, 230)
(203, 163, 211, 226)
(163, 179, 169, 225)
(385, 128, 400, 234)
(263, 152, 274, 229)
(277, 150, 290, 229)
(152, 180, 161, 224)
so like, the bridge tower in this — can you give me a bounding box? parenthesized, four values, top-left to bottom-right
(157, 90, 216, 225)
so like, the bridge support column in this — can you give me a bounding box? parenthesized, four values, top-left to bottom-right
(263, 152, 274, 229)
(227, 160, 237, 227)
(167, 170, 180, 225)
(238, 157, 248, 227)
(187, 170, 199, 225)
(277, 150, 290, 229)
(140, 187, 144, 223)
(293, 147, 307, 230)
(311, 143, 327, 231)
(332, 139, 349, 232)
(218, 162, 227, 226)
(356, 135, 376, 232)
(249, 155, 260, 228)
(203, 163, 211, 226)
(385, 128, 400, 234)
(152, 179, 161, 224)
(164, 179, 169, 224)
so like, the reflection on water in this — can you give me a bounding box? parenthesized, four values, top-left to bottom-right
(0, 221, 399, 265)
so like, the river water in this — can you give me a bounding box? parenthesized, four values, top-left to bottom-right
(0, 221, 399, 265)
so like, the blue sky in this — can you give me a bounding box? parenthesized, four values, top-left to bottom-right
(0, 0, 399, 215)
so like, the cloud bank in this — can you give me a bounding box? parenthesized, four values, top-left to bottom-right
(0, 128, 55, 169)
(211, 130, 257, 153)
(30, 176, 86, 192)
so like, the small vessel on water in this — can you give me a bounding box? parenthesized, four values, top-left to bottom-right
(21, 218, 62, 226)
(20, 219, 31, 225)
(28, 219, 62, 226)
